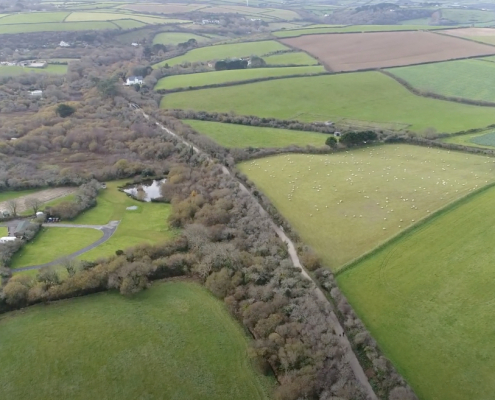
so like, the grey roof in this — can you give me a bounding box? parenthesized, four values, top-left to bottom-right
(14, 221, 30, 233)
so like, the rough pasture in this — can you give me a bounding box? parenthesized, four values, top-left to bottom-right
(0, 281, 272, 400)
(280, 31, 495, 72)
(0, 187, 77, 215)
(238, 144, 495, 269)
(161, 72, 495, 133)
(337, 185, 495, 400)
(443, 27, 495, 45)
(121, 3, 205, 14)
(263, 51, 319, 65)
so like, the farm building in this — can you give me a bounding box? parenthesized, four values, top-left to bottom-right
(0, 237, 16, 244)
(30, 90, 43, 97)
(125, 76, 143, 86)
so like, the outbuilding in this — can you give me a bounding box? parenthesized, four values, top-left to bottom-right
(0, 237, 16, 244)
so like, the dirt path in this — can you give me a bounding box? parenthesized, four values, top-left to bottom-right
(0, 187, 77, 215)
(135, 104, 377, 400)
(12, 221, 120, 272)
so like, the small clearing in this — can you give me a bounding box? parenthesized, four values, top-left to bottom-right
(0, 187, 77, 215)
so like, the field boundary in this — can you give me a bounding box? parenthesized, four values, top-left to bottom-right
(335, 181, 495, 276)
(380, 68, 495, 108)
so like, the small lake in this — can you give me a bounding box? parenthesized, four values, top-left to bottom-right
(123, 179, 165, 202)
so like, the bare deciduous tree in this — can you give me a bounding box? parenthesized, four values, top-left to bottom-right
(7, 199, 18, 216)
(26, 197, 42, 214)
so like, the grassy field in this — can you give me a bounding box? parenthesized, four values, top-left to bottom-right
(442, 8, 495, 24)
(161, 72, 495, 133)
(0, 281, 272, 400)
(263, 51, 319, 65)
(238, 144, 495, 269)
(153, 32, 211, 46)
(112, 19, 146, 29)
(183, 119, 328, 148)
(11, 227, 103, 269)
(0, 64, 67, 76)
(0, 12, 69, 24)
(387, 59, 495, 103)
(153, 40, 289, 67)
(470, 36, 495, 45)
(155, 66, 325, 90)
(440, 131, 495, 149)
(74, 181, 175, 260)
(337, 185, 495, 400)
(0, 227, 7, 236)
(273, 24, 448, 37)
(64, 12, 177, 24)
(0, 21, 116, 34)
(0, 189, 41, 203)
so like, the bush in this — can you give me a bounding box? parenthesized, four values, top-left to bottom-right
(55, 104, 76, 118)
(325, 136, 337, 148)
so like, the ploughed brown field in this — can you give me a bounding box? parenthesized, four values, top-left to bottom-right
(281, 31, 495, 72)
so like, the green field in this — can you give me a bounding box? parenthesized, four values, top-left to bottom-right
(0, 281, 272, 400)
(64, 12, 179, 24)
(161, 72, 495, 133)
(0, 12, 69, 24)
(153, 31, 211, 46)
(337, 185, 495, 400)
(0, 21, 116, 34)
(183, 119, 328, 148)
(263, 51, 319, 65)
(238, 144, 495, 269)
(74, 181, 175, 260)
(112, 19, 145, 29)
(0, 64, 67, 76)
(11, 227, 103, 269)
(153, 40, 289, 67)
(0, 189, 41, 203)
(440, 131, 495, 149)
(155, 66, 325, 90)
(468, 131, 495, 147)
(387, 59, 495, 104)
(0, 227, 7, 236)
(470, 36, 495, 45)
(442, 8, 495, 24)
(273, 24, 449, 37)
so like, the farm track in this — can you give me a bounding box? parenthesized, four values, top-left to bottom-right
(11, 221, 120, 272)
(133, 103, 378, 400)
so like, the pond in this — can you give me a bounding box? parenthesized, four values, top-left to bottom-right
(123, 179, 165, 202)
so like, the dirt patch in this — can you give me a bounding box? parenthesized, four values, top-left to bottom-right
(0, 187, 77, 214)
(444, 28, 495, 37)
(281, 31, 495, 72)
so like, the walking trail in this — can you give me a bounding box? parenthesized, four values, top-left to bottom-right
(134, 104, 377, 400)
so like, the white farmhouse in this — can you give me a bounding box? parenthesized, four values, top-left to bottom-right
(125, 76, 143, 86)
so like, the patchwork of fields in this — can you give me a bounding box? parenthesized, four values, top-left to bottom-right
(161, 72, 495, 133)
(183, 119, 328, 148)
(238, 145, 495, 269)
(337, 185, 495, 400)
(0, 281, 272, 400)
(387, 59, 495, 103)
(281, 31, 495, 71)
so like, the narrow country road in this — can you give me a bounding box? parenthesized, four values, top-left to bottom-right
(12, 221, 120, 272)
(135, 105, 377, 400)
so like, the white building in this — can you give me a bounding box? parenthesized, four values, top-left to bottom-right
(30, 90, 43, 97)
(59, 41, 70, 47)
(0, 237, 16, 244)
(125, 76, 143, 86)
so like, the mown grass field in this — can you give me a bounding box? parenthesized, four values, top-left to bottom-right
(112, 19, 145, 29)
(153, 32, 211, 45)
(238, 144, 495, 269)
(263, 51, 319, 65)
(184, 119, 328, 148)
(0, 281, 272, 400)
(441, 131, 495, 149)
(161, 72, 495, 133)
(74, 181, 175, 260)
(0, 227, 7, 236)
(11, 227, 103, 269)
(0, 21, 116, 34)
(0, 189, 41, 203)
(0, 12, 69, 24)
(155, 66, 325, 90)
(154, 40, 289, 67)
(387, 59, 495, 103)
(0, 64, 67, 76)
(337, 185, 495, 400)
(273, 24, 448, 37)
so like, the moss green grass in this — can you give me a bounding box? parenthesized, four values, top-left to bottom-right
(74, 181, 175, 260)
(0, 21, 116, 34)
(155, 66, 325, 90)
(184, 119, 328, 148)
(0, 64, 67, 76)
(387, 59, 495, 104)
(337, 185, 495, 400)
(0, 281, 272, 400)
(153, 40, 289, 67)
(161, 72, 495, 133)
(263, 51, 319, 65)
(0, 189, 41, 203)
(153, 32, 210, 46)
(238, 144, 495, 269)
(11, 227, 103, 269)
